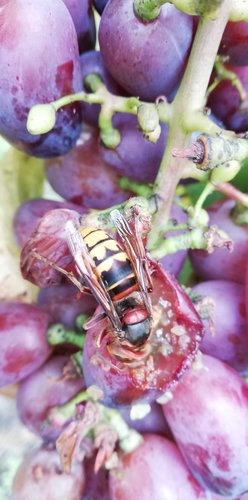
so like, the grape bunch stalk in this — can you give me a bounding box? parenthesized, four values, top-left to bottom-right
(1, 0, 248, 498)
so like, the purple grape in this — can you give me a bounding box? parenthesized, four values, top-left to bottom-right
(192, 280, 248, 373)
(159, 203, 188, 276)
(0, 302, 53, 387)
(100, 114, 168, 183)
(208, 65, 248, 132)
(0, 0, 82, 157)
(99, 0, 193, 101)
(246, 260, 248, 323)
(17, 355, 85, 441)
(219, 22, 248, 66)
(63, 0, 96, 53)
(45, 128, 131, 209)
(109, 434, 212, 499)
(82, 454, 110, 500)
(12, 445, 85, 500)
(163, 354, 248, 496)
(120, 402, 173, 439)
(80, 50, 123, 126)
(37, 283, 97, 329)
(13, 198, 87, 249)
(189, 199, 248, 284)
(93, 0, 108, 15)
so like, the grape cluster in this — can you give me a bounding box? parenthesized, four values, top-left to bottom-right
(1, 1, 248, 499)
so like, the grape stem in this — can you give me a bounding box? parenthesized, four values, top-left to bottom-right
(148, 2, 231, 251)
(119, 177, 153, 198)
(134, 0, 229, 19)
(207, 55, 247, 101)
(152, 223, 232, 260)
(135, 0, 248, 20)
(47, 323, 85, 349)
(49, 387, 143, 453)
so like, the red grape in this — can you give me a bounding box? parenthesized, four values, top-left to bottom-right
(13, 198, 87, 249)
(82, 261, 203, 407)
(99, 0, 193, 101)
(163, 354, 248, 496)
(12, 445, 85, 500)
(45, 128, 131, 209)
(208, 65, 248, 132)
(192, 280, 248, 372)
(219, 21, 248, 66)
(17, 355, 85, 441)
(0, 302, 53, 387)
(109, 434, 212, 499)
(0, 0, 83, 157)
(190, 199, 248, 283)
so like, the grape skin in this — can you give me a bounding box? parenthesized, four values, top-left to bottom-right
(159, 203, 188, 277)
(0, 302, 53, 387)
(17, 355, 85, 441)
(109, 434, 212, 499)
(13, 198, 87, 249)
(99, 0, 193, 101)
(80, 50, 122, 127)
(163, 354, 248, 496)
(219, 22, 248, 66)
(63, 0, 96, 53)
(12, 446, 85, 500)
(93, 0, 108, 15)
(208, 65, 248, 132)
(100, 113, 168, 183)
(20, 208, 82, 288)
(120, 403, 173, 440)
(82, 454, 110, 500)
(0, 0, 83, 157)
(190, 199, 248, 283)
(45, 129, 131, 209)
(192, 280, 248, 373)
(37, 283, 97, 329)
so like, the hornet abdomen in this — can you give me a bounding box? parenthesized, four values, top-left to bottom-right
(80, 226, 138, 301)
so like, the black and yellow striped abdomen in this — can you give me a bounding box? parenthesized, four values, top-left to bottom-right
(80, 226, 138, 301)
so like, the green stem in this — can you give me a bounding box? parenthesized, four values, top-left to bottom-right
(70, 351, 84, 375)
(151, 228, 206, 259)
(157, 0, 232, 20)
(47, 323, 85, 349)
(49, 390, 89, 421)
(163, 0, 248, 21)
(193, 182, 215, 218)
(134, 0, 165, 22)
(119, 177, 153, 197)
(75, 314, 89, 331)
(163, 222, 189, 233)
(85, 195, 158, 230)
(102, 407, 143, 452)
(208, 56, 247, 102)
(148, 2, 231, 251)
